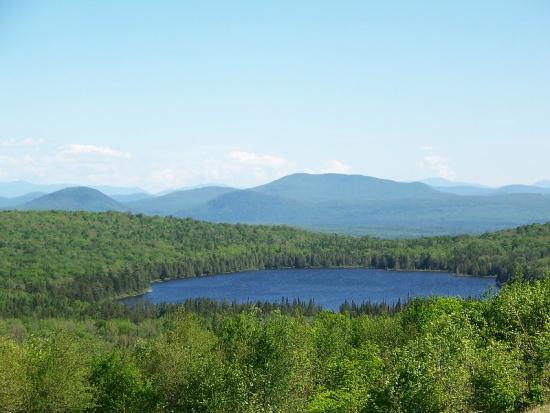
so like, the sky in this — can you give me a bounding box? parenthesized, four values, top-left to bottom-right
(1, 1, 549, 192)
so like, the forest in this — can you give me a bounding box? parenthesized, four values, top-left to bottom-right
(0, 210, 549, 317)
(0, 274, 548, 412)
(0, 211, 549, 412)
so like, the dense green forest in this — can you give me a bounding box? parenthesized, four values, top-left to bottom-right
(1, 210, 550, 317)
(0, 275, 548, 412)
(0, 211, 549, 411)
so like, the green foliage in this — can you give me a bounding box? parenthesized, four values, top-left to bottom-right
(0, 273, 548, 412)
(472, 341, 528, 413)
(307, 390, 353, 413)
(0, 337, 28, 412)
(0, 211, 549, 411)
(143, 313, 227, 412)
(385, 320, 476, 412)
(89, 350, 156, 412)
(24, 332, 94, 412)
(1, 211, 550, 317)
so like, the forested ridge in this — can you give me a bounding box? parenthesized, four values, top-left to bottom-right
(1, 210, 550, 317)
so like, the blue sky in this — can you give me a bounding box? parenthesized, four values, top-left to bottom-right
(1, 1, 549, 191)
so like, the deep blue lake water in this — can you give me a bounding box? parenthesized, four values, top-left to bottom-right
(122, 268, 497, 311)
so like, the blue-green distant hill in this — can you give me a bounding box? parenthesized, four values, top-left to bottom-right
(0, 192, 45, 209)
(431, 186, 494, 196)
(253, 173, 443, 203)
(111, 192, 154, 203)
(126, 186, 237, 216)
(9, 174, 550, 237)
(419, 177, 486, 188)
(21, 187, 127, 212)
(175, 174, 550, 237)
(494, 185, 550, 195)
(185, 195, 550, 237)
(426, 180, 550, 196)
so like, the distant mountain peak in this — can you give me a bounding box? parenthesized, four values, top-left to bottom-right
(252, 173, 441, 203)
(21, 186, 127, 212)
(0, 180, 147, 197)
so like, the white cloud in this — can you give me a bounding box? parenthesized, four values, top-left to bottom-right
(0, 138, 44, 147)
(421, 145, 433, 151)
(305, 160, 353, 175)
(147, 151, 298, 190)
(228, 150, 294, 169)
(61, 144, 132, 159)
(0, 143, 355, 192)
(420, 155, 456, 180)
(0, 141, 136, 187)
(320, 160, 352, 174)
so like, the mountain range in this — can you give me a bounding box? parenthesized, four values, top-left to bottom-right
(124, 186, 235, 216)
(434, 186, 550, 196)
(3, 173, 550, 237)
(418, 178, 550, 196)
(0, 180, 146, 198)
(0, 192, 45, 208)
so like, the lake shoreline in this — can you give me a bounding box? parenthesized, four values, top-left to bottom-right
(117, 266, 488, 300)
(119, 267, 497, 309)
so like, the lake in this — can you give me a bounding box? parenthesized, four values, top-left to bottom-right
(122, 268, 497, 311)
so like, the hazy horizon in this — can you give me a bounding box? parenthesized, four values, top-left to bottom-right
(1, 1, 549, 192)
(1, 172, 549, 197)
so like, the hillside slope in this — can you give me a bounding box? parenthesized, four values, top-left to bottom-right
(253, 173, 444, 203)
(186, 187, 550, 237)
(126, 186, 236, 215)
(111, 192, 153, 203)
(21, 187, 127, 212)
(0, 192, 46, 209)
